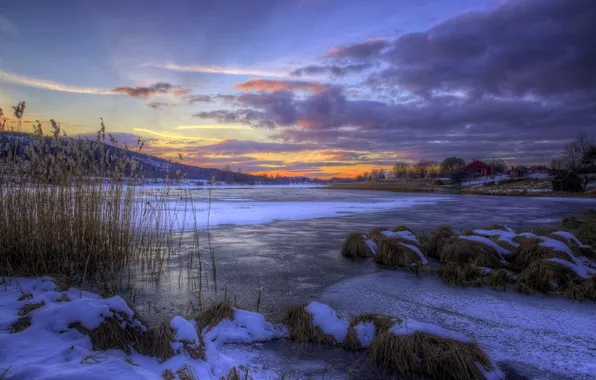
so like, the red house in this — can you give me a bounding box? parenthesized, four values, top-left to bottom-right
(529, 165, 550, 174)
(463, 160, 492, 177)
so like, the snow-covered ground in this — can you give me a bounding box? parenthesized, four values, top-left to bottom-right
(318, 271, 596, 379)
(0, 277, 285, 380)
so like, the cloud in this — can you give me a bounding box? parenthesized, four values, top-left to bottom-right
(0, 15, 17, 36)
(365, 0, 596, 98)
(325, 38, 391, 60)
(146, 63, 287, 78)
(289, 63, 374, 78)
(1, 71, 189, 98)
(233, 78, 330, 93)
(148, 101, 175, 109)
(111, 82, 189, 98)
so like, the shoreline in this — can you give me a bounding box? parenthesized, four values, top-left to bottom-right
(327, 182, 596, 198)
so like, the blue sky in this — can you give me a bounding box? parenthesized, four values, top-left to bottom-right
(1, 0, 594, 177)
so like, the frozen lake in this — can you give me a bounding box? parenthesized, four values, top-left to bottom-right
(131, 187, 595, 319)
(126, 187, 595, 379)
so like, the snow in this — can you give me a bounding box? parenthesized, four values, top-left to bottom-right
(548, 258, 591, 279)
(398, 242, 428, 264)
(145, 197, 449, 230)
(380, 230, 420, 244)
(204, 308, 285, 344)
(304, 302, 349, 342)
(472, 230, 520, 248)
(353, 322, 376, 348)
(319, 271, 596, 379)
(363, 235, 377, 255)
(553, 231, 591, 248)
(459, 235, 511, 256)
(390, 319, 471, 343)
(0, 277, 283, 380)
(171, 316, 200, 343)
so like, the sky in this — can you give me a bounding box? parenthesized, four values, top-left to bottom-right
(0, 0, 595, 178)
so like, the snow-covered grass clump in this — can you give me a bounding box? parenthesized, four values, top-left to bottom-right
(283, 302, 500, 380)
(0, 277, 284, 380)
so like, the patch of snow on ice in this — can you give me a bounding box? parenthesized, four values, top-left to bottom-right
(398, 243, 428, 264)
(548, 258, 590, 279)
(553, 231, 591, 248)
(380, 230, 420, 244)
(459, 235, 511, 256)
(304, 302, 349, 342)
(353, 322, 375, 348)
(363, 234, 377, 255)
(204, 308, 284, 344)
(390, 319, 471, 342)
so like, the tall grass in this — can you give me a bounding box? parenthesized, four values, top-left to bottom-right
(0, 112, 204, 293)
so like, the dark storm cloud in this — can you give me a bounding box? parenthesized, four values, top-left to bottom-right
(192, 0, 596, 163)
(111, 82, 189, 98)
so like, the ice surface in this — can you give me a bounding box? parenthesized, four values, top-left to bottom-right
(398, 242, 428, 264)
(304, 302, 349, 342)
(318, 271, 596, 379)
(390, 319, 471, 342)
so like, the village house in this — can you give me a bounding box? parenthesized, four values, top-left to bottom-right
(462, 160, 492, 177)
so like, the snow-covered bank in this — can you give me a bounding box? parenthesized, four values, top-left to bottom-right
(0, 278, 285, 380)
(318, 271, 596, 379)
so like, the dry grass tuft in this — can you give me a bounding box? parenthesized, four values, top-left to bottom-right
(162, 369, 175, 380)
(375, 237, 424, 268)
(56, 294, 70, 302)
(368, 227, 390, 243)
(197, 300, 235, 332)
(366, 330, 495, 380)
(176, 364, 198, 380)
(282, 304, 335, 345)
(426, 226, 454, 259)
(483, 224, 510, 231)
(516, 260, 577, 294)
(487, 269, 513, 291)
(342, 313, 401, 351)
(18, 300, 46, 316)
(488, 236, 517, 252)
(223, 367, 241, 380)
(10, 316, 31, 333)
(17, 292, 32, 301)
(507, 238, 572, 271)
(391, 225, 413, 233)
(440, 238, 503, 268)
(71, 312, 178, 360)
(340, 232, 374, 260)
(566, 276, 596, 300)
(439, 262, 484, 287)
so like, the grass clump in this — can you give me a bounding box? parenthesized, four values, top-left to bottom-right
(18, 300, 46, 316)
(340, 232, 374, 260)
(439, 262, 484, 287)
(566, 276, 596, 300)
(282, 304, 335, 345)
(197, 299, 235, 332)
(487, 269, 513, 291)
(440, 238, 502, 268)
(375, 237, 424, 268)
(391, 225, 413, 233)
(507, 239, 572, 271)
(342, 313, 400, 351)
(515, 261, 577, 294)
(368, 227, 390, 243)
(10, 316, 32, 333)
(488, 236, 517, 252)
(426, 226, 454, 259)
(366, 329, 495, 380)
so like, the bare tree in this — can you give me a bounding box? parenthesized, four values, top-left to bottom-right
(370, 169, 379, 181)
(392, 161, 411, 178)
(489, 159, 507, 173)
(559, 134, 596, 191)
(414, 160, 437, 178)
(440, 157, 465, 176)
